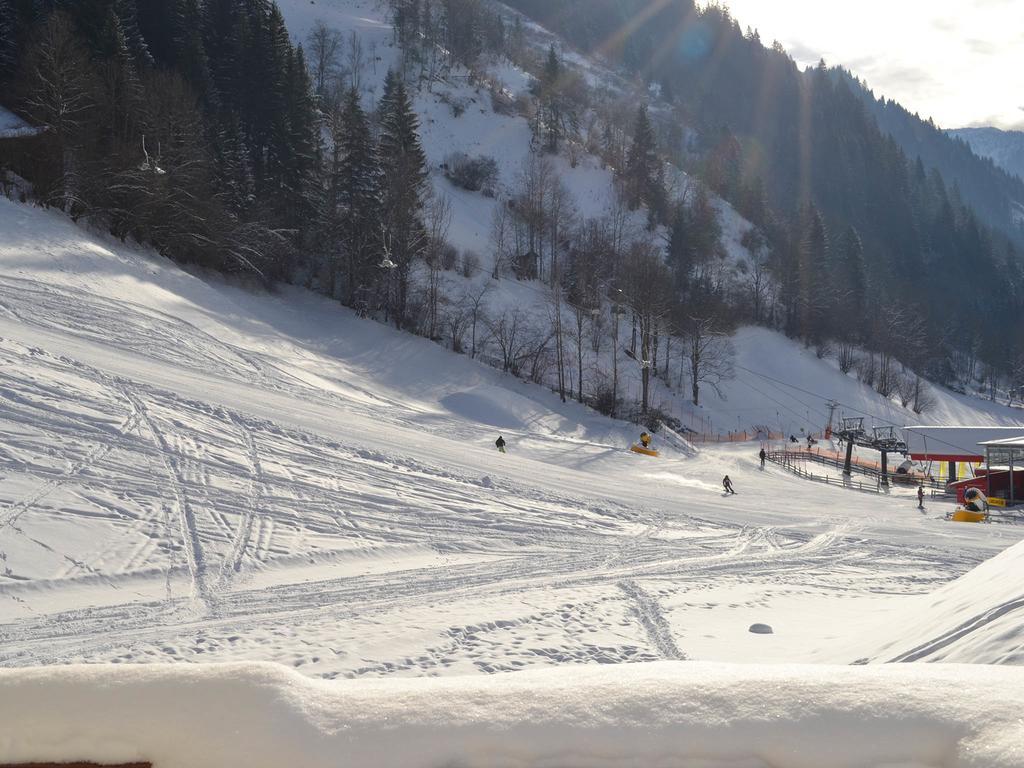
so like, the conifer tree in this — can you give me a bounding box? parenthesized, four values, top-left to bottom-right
(532, 45, 563, 152)
(278, 44, 321, 232)
(796, 203, 831, 344)
(114, 0, 152, 67)
(379, 77, 428, 327)
(332, 88, 383, 304)
(834, 224, 866, 338)
(623, 105, 660, 213)
(173, 0, 212, 103)
(0, 0, 22, 83)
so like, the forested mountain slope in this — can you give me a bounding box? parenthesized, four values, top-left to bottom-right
(3, 0, 1023, 418)
(502, 0, 1024, 391)
(949, 126, 1024, 187)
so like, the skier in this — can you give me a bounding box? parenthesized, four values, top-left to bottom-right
(759, 448, 766, 469)
(723, 475, 736, 495)
(495, 435, 506, 454)
(917, 485, 925, 510)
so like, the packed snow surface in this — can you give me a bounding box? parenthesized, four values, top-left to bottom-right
(2, 0, 1024, 704)
(2, 661, 1024, 768)
(3, 186, 1024, 678)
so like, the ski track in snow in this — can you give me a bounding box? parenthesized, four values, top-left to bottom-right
(1, 210, 1023, 675)
(618, 579, 686, 660)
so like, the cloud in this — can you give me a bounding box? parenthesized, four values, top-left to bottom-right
(843, 57, 936, 91)
(964, 38, 999, 56)
(779, 39, 822, 66)
(724, 0, 1023, 128)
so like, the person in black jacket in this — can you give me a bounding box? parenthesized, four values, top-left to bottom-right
(495, 435, 506, 453)
(723, 475, 736, 494)
(759, 448, 766, 469)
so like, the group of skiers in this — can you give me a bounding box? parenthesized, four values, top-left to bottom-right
(494, 431, 748, 495)
(493, 432, 930, 509)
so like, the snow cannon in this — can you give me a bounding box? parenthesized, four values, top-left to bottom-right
(630, 444, 660, 457)
(951, 487, 988, 523)
(631, 432, 659, 457)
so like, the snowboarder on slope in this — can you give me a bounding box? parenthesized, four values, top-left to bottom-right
(759, 448, 766, 469)
(723, 475, 736, 495)
(917, 485, 925, 510)
(640, 432, 652, 449)
(495, 435, 506, 454)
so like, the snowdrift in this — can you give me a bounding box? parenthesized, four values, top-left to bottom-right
(2, 662, 1024, 768)
(859, 537, 1024, 664)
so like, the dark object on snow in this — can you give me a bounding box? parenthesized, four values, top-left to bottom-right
(790, 435, 798, 443)
(723, 475, 736, 494)
(513, 250, 540, 280)
(749, 623, 774, 635)
(495, 435, 506, 453)
(917, 486, 925, 509)
(759, 448, 766, 469)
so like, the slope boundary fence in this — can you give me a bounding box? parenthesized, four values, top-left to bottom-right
(778, 449, 948, 491)
(690, 431, 785, 444)
(765, 451, 886, 494)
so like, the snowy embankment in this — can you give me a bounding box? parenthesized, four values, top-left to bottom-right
(2, 661, 1023, 768)
(856, 536, 1024, 664)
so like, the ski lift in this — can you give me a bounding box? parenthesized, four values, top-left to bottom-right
(139, 135, 166, 175)
(872, 425, 907, 454)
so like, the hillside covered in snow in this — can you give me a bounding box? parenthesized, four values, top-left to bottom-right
(3, 190, 1024, 674)
(3, 0, 1024, 764)
(3, 193, 1024, 765)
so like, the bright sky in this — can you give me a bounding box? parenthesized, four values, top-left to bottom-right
(721, 1, 1024, 130)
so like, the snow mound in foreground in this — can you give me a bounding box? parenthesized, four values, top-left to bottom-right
(862, 537, 1024, 664)
(2, 662, 1023, 768)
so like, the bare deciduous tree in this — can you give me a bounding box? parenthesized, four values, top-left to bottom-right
(307, 21, 344, 107)
(423, 192, 452, 340)
(490, 308, 529, 375)
(20, 12, 95, 208)
(462, 281, 492, 359)
(620, 239, 672, 413)
(489, 203, 515, 279)
(347, 30, 364, 92)
(682, 314, 735, 407)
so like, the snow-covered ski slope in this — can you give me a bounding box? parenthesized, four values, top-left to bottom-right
(3, 195, 1024, 678)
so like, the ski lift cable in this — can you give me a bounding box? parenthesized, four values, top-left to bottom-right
(741, 369, 832, 421)
(733, 362, 987, 457)
(731, 375, 821, 429)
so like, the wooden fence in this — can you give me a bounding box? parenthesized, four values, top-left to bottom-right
(689, 431, 785, 444)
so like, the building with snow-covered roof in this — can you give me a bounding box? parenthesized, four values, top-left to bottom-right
(0, 105, 49, 196)
(978, 434, 1024, 507)
(0, 106, 45, 140)
(904, 425, 1024, 463)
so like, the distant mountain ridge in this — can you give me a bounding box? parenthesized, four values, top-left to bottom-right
(947, 126, 1024, 185)
(837, 75, 1024, 247)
